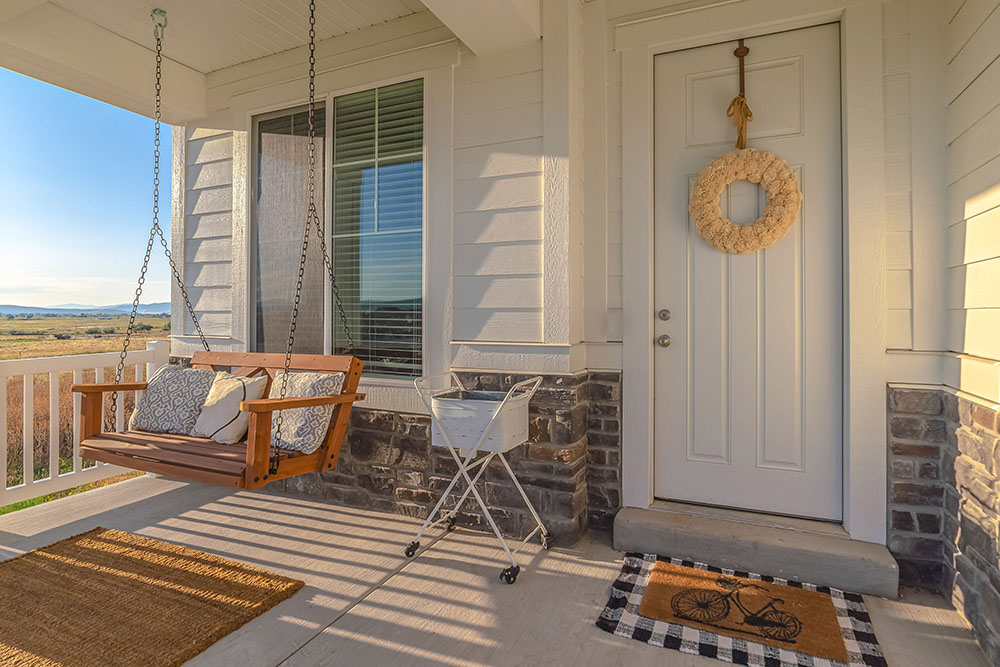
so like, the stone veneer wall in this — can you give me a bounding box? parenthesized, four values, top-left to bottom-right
(259, 369, 624, 545)
(887, 385, 1000, 663)
(586, 372, 622, 530)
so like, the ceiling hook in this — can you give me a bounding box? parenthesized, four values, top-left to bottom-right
(151, 8, 167, 40)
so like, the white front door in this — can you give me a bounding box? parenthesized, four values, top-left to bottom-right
(653, 23, 843, 520)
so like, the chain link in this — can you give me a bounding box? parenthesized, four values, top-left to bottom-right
(108, 12, 210, 432)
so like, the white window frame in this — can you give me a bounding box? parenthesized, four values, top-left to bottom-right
(244, 68, 453, 413)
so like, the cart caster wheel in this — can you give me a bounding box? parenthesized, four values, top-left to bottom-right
(499, 565, 520, 585)
(541, 533, 553, 550)
(444, 516, 457, 532)
(404, 541, 419, 558)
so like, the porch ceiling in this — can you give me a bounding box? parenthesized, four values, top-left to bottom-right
(48, 0, 428, 74)
(0, 0, 541, 123)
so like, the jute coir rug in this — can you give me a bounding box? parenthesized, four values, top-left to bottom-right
(0, 527, 304, 667)
(597, 553, 887, 667)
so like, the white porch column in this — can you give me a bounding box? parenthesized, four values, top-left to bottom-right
(542, 0, 586, 350)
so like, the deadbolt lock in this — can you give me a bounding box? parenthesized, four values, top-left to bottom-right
(657, 309, 671, 321)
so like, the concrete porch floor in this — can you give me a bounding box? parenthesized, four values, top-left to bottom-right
(0, 476, 987, 666)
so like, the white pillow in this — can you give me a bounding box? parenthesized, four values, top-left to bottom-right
(191, 372, 269, 444)
(269, 371, 345, 454)
(130, 365, 216, 435)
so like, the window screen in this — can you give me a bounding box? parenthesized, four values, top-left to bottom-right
(332, 79, 423, 378)
(252, 106, 326, 354)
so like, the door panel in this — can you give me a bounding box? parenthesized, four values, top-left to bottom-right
(653, 24, 843, 520)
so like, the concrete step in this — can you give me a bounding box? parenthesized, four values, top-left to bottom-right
(613, 503, 899, 598)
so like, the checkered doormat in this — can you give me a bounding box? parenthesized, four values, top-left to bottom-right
(596, 553, 888, 667)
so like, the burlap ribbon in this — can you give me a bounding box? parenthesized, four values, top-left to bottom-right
(726, 94, 753, 149)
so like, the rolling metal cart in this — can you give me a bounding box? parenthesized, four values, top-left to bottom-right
(405, 372, 551, 584)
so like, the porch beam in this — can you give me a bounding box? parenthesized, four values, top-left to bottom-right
(0, 3, 206, 123)
(421, 0, 540, 55)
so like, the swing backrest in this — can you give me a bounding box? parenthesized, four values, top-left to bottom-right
(189, 351, 364, 464)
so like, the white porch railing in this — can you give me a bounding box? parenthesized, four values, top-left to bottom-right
(0, 340, 170, 506)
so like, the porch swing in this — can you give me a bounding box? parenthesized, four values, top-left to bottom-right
(71, 5, 365, 490)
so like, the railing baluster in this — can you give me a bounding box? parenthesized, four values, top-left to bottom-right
(73, 369, 82, 473)
(23, 374, 33, 486)
(0, 343, 165, 504)
(49, 371, 59, 479)
(0, 374, 7, 491)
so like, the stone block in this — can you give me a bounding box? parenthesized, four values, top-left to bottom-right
(891, 459, 915, 479)
(890, 416, 947, 442)
(971, 402, 999, 433)
(587, 466, 620, 486)
(589, 382, 621, 402)
(890, 534, 944, 560)
(587, 448, 608, 466)
(892, 482, 944, 506)
(357, 472, 396, 496)
(528, 440, 585, 464)
(895, 557, 947, 590)
(891, 510, 915, 531)
(395, 414, 430, 439)
(916, 512, 942, 534)
(351, 409, 395, 432)
(397, 470, 425, 487)
(958, 512, 998, 561)
(943, 392, 960, 423)
(918, 461, 939, 480)
(890, 441, 940, 459)
(957, 428, 992, 472)
(588, 431, 620, 448)
(348, 431, 396, 465)
(395, 487, 440, 505)
(590, 402, 620, 419)
(955, 457, 998, 509)
(890, 388, 942, 415)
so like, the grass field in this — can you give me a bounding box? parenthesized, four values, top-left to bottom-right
(0, 314, 169, 360)
(0, 314, 169, 513)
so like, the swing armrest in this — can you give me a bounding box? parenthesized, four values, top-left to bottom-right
(72, 382, 148, 393)
(240, 393, 365, 413)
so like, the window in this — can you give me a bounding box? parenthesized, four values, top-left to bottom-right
(252, 106, 327, 355)
(251, 79, 424, 378)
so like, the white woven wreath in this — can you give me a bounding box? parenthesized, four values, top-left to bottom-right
(688, 148, 802, 254)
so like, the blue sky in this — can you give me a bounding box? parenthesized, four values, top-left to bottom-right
(0, 67, 171, 307)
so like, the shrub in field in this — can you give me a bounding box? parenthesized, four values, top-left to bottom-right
(134, 323, 153, 332)
(85, 328, 101, 335)
(102, 327, 115, 334)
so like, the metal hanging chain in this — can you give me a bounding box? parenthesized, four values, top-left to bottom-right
(107, 9, 210, 432)
(269, 0, 358, 474)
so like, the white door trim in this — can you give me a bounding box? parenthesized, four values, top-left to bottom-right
(617, 0, 888, 544)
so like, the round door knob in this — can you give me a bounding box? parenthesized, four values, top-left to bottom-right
(656, 334, 672, 348)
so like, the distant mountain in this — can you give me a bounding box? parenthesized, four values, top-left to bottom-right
(0, 302, 171, 315)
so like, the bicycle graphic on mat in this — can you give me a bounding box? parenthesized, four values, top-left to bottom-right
(670, 575, 803, 642)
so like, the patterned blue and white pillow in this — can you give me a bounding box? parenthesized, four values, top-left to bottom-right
(129, 365, 216, 435)
(269, 371, 345, 454)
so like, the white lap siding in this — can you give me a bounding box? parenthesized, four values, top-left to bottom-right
(946, 0, 1000, 364)
(175, 127, 234, 344)
(452, 43, 544, 343)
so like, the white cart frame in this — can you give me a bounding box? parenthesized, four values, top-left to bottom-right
(406, 372, 550, 584)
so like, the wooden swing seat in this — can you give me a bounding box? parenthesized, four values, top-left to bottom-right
(71, 351, 364, 490)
